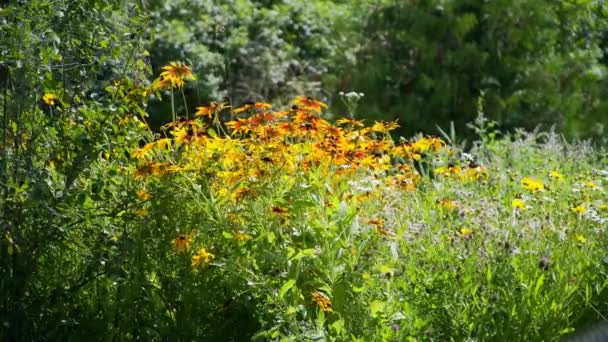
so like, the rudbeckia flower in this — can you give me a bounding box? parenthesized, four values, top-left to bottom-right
(154, 62, 196, 89)
(293, 96, 327, 113)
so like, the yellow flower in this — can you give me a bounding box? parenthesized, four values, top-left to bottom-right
(575, 234, 587, 244)
(271, 206, 290, 224)
(438, 199, 458, 211)
(42, 93, 60, 106)
(435, 164, 461, 177)
(311, 290, 333, 312)
(226, 118, 252, 135)
(192, 247, 215, 268)
(512, 198, 526, 211)
(234, 231, 253, 242)
(585, 181, 599, 190)
(155, 138, 172, 150)
(172, 231, 196, 253)
(293, 96, 327, 113)
(549, 170, 564, 180)
(233, 103, 253, 114)
(135, 208, 149, 217)
(336, 118, 365, 127)
(195, 101, 229, 118)
(154, 62, 196, 89)
(462, 164, 489, 181)
(370, 120, 400, 133)
(412, 136, 444, 153)
(460, 227, 473, 239)
(521, 177, 544, 192)
(571, 204, 586, 214)
(136, 189, 151, 201)
(130, 143, 154, 160)
(254, 102, 272, 111)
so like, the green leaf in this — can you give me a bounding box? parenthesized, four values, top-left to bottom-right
(379, 264, 394, 276)
(330, 319, 345, 336)
(370, 300, 386, 318)
(266, 231, 276, 244)
(533, 274, 545, 298)
(332, 278, 346, 312)
(290, 248, 317, 261)
(279, 279, 297, 300)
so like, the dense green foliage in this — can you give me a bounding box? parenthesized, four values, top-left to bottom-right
(0, 1, 150, 338)
(145, 0, 608, 140)
(1, 0, 608, 341)
(351, 0, 608, 139)
(145, 0, 345, 128)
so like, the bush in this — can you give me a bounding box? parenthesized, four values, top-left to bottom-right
(144, 0, 345, 128)
(348, 0, 608, 140)
(0, 1, 150, 338)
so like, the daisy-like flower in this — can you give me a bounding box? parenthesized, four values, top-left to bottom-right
(460, 227, 473, 240)
(254, 102, 272, 111)
(370, 120, 400, 133)
(411, 136, 444, 153)
(191, 247, 215, 268)
(462, 164, 489, 181)
(293, 96, 327, 113)
(195, 101, 229, 118)
(521, 177, 544, 192)
(512, 198, 526, 211)
(549, 170, 564, 180)
(336, 118, 365, 127)
(42, 93, 60, 106)
(130, 147, 151, 160)
(233, 231, 253, 242)
(135, 208, 149, 217)
(435, 164, 462, 177)
(311, 290, 333, 312)
(172, 231, 196, 253)
(233, 103, 254, 114)
(136, 189, 151, 201)
(271, 206, 290, 224)
(154, 62, 196, 90)
(438, 199, 458, 212)
(575, 234, 587, 244)
(226, 118, 251, 135)
(572, 204, 586, 214)
(368, 218, 394, 237)
(585, 181, 600, 190)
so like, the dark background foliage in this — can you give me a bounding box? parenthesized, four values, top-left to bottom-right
(144, 0, 608, 141)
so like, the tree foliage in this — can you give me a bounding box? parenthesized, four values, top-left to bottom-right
(144, 0, 345, 127)
(349, 0, 608, 139)
(0, 1, 150, 338)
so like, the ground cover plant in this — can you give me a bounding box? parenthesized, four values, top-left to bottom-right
(2, 59, 608, 340)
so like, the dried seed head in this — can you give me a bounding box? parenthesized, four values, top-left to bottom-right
(539, 256, 551, 271)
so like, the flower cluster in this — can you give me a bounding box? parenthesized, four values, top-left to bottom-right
(311, 290, 333, 312)
(130, 96, 449, 205)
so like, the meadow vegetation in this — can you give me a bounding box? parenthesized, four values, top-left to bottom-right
(1, 1, 608, 341)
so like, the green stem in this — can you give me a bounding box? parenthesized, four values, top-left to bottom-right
(181, 88, 189, 119)
(170, 89, 176, 122)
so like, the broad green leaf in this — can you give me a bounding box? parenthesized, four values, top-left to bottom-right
(279, 279, 297, 300)
(370, 300, 386, 318)
(290, 248, 317, 261)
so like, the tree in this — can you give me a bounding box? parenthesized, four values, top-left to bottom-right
(347, 0, 608, 140)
